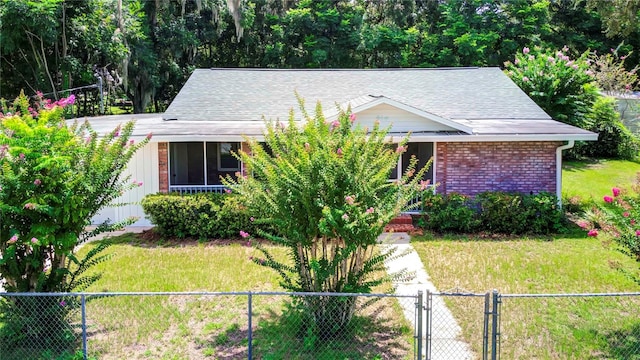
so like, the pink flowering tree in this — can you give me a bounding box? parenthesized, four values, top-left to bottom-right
(585, 184, 640, 284)
(504, 46, 599, 129)
(0, 92, 150, 293)
(0, 92, 150, 355)
(224, 98, 430, 337)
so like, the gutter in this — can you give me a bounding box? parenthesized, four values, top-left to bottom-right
(556, 140, 575, 208)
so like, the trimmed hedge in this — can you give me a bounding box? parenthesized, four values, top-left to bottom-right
(141, 193, 257, 239)
(419, 191, 566, 235)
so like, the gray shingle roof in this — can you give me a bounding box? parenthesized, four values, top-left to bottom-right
(79, 68, 597, 141)
(161, 67, 596, 140)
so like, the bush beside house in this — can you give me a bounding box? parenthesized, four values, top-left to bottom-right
(141, 193, 258, 239)
(419, 191, 566, 235)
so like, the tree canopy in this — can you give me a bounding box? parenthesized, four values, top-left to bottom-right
(1, 0, 638, 114)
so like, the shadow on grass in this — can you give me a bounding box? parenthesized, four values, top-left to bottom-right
(562, 159, 604, 173)
(601, 323, 640, 360)
(102, 230, 263, 249)
(202, 300, 412, 360)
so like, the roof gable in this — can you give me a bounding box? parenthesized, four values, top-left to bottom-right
(326, 95, 473, 134)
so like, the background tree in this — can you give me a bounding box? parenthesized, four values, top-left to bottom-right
(224, 99, 430, 337)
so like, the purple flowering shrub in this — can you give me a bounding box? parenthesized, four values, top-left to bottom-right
(224, 97, 430, 337)
(505, 46, 599, 129)
(584, 181, 640, 284)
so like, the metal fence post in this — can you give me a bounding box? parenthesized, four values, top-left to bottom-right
(425, 290, 432, 360)
(416, 290, 423, 360)
(491, 290, 501, 360)
(81, 294, 88, 360)
(482, 292, 490, 360)
(247, 292, 253, 360)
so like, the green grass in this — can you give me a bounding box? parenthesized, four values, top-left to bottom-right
(412, 234, 640, 359)
(563, 159, 640, 200)
(74, 235, 414, 359)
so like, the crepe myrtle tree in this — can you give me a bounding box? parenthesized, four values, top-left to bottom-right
(0, 92, 151, 293)
(224, 98, 431, 337)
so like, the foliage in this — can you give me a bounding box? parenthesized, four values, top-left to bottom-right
(4, 0, 640, 112)
(505, 46, 599, 128)
(223, 98, 429, 337)
(419, 191, 566, 235)
(420, 192, 479, 233)
(0, 92, 150, 293)
(583, 0, 640, 38)
(589, 47, 639, 95)
(140, 192, 257, 239)
(574, 96, 640, 160)
(585, 182, 640, 285)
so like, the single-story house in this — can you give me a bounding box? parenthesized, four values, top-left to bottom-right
(85, 68, 597, 226)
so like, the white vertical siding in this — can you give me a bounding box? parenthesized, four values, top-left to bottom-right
(91, 142, 159, 226)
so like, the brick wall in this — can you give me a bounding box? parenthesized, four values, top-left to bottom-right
(158, 142, 169, 193)
(435, 141, 561, 196)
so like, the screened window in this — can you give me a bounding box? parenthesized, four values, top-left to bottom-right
(390, 142, 434, 182)
(170, 142, 240, 186)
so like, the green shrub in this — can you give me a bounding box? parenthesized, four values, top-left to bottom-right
(421, 192, 480, 233)
(574, 97, 639, 160)
(419, 191, 566, 235)
(141, 193, 256, 239)
(476, 191, 565, 235)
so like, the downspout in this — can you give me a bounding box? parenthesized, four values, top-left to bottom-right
(556, 140, 575, 208)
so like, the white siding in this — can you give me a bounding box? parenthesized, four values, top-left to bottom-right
(355, 103, 457, 133)
(91, 142, 159, 226)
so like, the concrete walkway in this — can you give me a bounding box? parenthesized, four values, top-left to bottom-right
(381, 232, 473, 360)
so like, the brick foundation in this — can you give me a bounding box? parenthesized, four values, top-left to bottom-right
(435, 141, 560, 196)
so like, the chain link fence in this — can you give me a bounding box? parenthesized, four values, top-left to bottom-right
(0, 291, 420, 360)
(497, 292, 640, 360)
(2, 290, 640, 359)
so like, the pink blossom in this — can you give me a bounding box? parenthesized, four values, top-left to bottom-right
(349, 113, 356, 122)
(365, 207, 374, 214)
(342, 213, 349, 221)
(129, 140, 135, 146)
(59, 301, 66, 307)
(624, 212, 630, 218)
(587, 229, 598, 237)
(67, 94, 75, 105)
(336, 148, 343, 156)
(603, 195, 613, 203)
(24, 203, 36, 210)
(547, 56, 555, 63)
(146, 133, 153, 140)
(396, 145, 406, 153)
(225, 189, 232, 194)
(239, 231, 250, 238)
(529, 55, 534, 61)
(633, 219, 637, 225)
(331, 120, 340, 128)
(612, 187, 621, 197)
(250, 217, 255, 222)
(246, 240, 251, 247)
(514, 58, 520, 65)
(419, 180, 431, 191)
(523, 47, 530, 54)
(636, 230, 640, 236)
(7, 235, 18, 244)
(572, 64, 579, 70)
(577, 220, 589, 229)
(304, 143, 310, 151)
(345, 195, 355, 205)
(33, 179, 41, 186)
(522, 76, 529, 82)
(31, 237, 38, 244)
(19, 153, 25, 160)
(137, 181, 143, 187)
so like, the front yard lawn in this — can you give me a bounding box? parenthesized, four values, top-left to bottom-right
(412, 234, 640, 359)
(77, 234, 414, 360)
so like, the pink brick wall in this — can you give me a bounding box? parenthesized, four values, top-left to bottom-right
(435, 141, 561, 196)
(158, 142, 169, 193)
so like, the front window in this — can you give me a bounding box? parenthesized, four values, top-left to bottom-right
(390, 142, 434, 182)
(170, 142, 240, 186)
